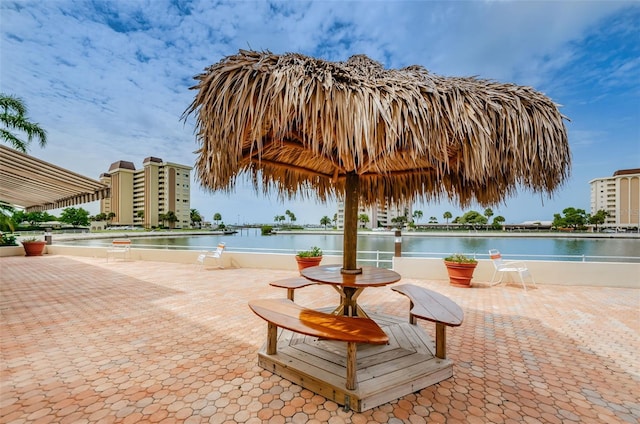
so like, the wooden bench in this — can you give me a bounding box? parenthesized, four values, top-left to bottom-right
(248, 298, 388, 390)
(106, 239, 131, 262)
(391, 284, 464, 359)
(269, 277, 318, 301)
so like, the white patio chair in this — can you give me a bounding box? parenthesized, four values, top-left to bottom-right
(197, 242, 226, 269)
(488, 249, 536, 291)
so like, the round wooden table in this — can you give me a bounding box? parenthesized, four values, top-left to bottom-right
(301, 265, 401, 317)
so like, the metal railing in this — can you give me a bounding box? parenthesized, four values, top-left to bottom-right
(399, 250, 640, 263)
(54, 240, 640, 265)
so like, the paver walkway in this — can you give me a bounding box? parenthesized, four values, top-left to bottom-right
(1, 255, 638, 423)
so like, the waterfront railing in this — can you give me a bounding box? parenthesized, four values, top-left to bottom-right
(60, 241, 639, 266)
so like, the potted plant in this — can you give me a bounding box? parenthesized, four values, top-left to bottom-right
(443, 253, 478, 288)
(0, 233, 18, 247)
(295, 246, 323, 273)
(21, 237, 47, 256)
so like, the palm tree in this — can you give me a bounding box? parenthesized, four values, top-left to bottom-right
(484, 208, 494, 230)
(412, 210, 423, 224)
(1, 94, 47, 153)
(443, 211, 452, 230)
(358, 213, 369, 228)
(158, 213, 167, 228)
(190, 209, 202, 228)
(285, 209, 294, 224)
(0, 202, 15, 232)
(165, 211, 178, 229)
(213, 213, 222, 226)
(320, 215, 331, 229)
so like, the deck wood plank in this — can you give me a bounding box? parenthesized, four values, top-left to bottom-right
(257, 312, 454, 412)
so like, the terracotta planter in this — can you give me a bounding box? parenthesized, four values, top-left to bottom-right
(295, 256, 322, 274)
(444, 260, 477, 288)
(22, 241, 47, 257)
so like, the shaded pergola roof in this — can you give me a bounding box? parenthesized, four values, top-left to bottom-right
(0, 145, 110, 212)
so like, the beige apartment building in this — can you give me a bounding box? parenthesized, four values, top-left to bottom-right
(336, 200, 412, 230)
(589, 168, 640, 229)
(100, 157, 192, 229)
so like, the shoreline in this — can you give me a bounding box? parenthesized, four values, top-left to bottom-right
(50, 228, 640, 242)
(272, 229, 640, 239)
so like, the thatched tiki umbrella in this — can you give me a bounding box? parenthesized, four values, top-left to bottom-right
(184, 50, 570, 274)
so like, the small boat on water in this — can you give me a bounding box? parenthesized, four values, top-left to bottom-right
(211, 230, 238, 235)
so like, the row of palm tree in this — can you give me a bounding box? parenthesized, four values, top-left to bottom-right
(352, 208, 500, 229)
(411, 209, 497, 226)
(274, 209, 298, 226)
(189, 209, 225, 228)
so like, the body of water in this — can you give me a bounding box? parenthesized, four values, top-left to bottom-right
(60, 229, 640, 263)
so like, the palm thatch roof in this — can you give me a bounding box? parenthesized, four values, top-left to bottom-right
(184, 49, 570, 208)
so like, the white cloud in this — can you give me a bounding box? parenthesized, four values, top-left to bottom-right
(1, 0, 638, 224)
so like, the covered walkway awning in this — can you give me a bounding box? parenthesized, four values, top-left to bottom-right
(0, 145, 110, 212)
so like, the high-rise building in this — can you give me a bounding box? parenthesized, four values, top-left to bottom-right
(336, 200, 412, 230)
(589, 168, 640, 228)
(100, 157, 192, 228)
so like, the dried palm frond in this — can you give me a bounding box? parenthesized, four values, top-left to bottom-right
(184, 49, 570, 208)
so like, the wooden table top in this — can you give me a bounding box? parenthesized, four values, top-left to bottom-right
(301, 265, 401, 287)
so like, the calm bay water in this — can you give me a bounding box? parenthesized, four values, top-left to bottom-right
(64, 229, 640, 262)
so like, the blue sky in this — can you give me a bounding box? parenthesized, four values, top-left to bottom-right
(1, 0, 638, 225)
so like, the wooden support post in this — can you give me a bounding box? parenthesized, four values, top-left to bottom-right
(409, 301, 417, 325)
(394, 230, 402, 257)
(286, 288, 295, 301)
(346, 342, 357, 390)
(267, 323, 277, 355)
(435, 323, 446, 359)
(342, 172, 361, 274)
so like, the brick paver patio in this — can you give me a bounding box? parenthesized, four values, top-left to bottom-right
(1, 255, 638, 423)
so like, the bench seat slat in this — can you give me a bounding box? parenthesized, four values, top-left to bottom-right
(269, 277, 317, 290)
(249, 298, 388, 345)
(392, 284, 463, 327)
(392, 284, 464, 360)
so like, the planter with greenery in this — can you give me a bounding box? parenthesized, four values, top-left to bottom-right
(0, 233, 18, 247)
(0, 233, 23, 257)
(443, 253, 478, 288)
(21, 237, 47, 256)
(295, 246, 323, 273)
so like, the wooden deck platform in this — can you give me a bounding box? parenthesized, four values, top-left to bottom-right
(257, 310, 454, 412)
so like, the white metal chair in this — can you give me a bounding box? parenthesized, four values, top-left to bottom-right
(197, 242, 226, 269)
(488, 249, 536, 291)
(106, 239, 131, 262)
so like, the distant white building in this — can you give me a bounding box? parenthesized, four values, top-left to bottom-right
(336, 201, 412, 230)
(589, 168, 640, 228)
